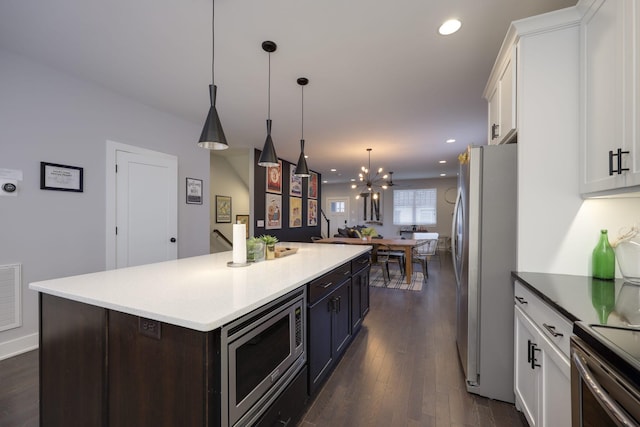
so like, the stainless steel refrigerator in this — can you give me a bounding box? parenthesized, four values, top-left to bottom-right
(451, 144, 516, 403)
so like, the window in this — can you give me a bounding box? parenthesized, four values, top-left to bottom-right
(330, 200, 345, 213)
(393, 188, 437, 225)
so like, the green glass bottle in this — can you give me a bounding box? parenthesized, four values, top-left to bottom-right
(592, 229, 615, 280)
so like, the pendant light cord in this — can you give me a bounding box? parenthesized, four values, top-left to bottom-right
(268, 52, 271, 120)
(211, 0, 216, 85)
(301, 85, 304, 139)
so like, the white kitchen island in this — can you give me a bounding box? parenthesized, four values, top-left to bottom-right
(30, 242, 370, 427)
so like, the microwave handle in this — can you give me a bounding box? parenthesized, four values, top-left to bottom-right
(572, 352, 637, 427)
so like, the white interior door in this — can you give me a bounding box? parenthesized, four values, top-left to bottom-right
(115, 150, 177, 268)
(326, 197, 349, 237)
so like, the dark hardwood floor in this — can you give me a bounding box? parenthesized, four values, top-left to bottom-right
(0, 348, 38, 427)
(299, 256, 527, 427)
(0, 255, 525, 427)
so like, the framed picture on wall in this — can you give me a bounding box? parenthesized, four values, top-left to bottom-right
(40, 162, 83, 192)
(308, 199, 318, 226)
(308, 171, 318, 199)
(215, 195, 232, 223)
(266, 160, 282, 194)
(186, 178, 203, 204)
(265, 193, 282, 230)
(289, 164, 302, 197)
(236, 214, 249, 235)
(289, 197, 302, 228)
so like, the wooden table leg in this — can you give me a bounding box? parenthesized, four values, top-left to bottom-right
(404, 247, 412, 283)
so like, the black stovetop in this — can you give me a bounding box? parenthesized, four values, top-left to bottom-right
(574, 321, 640, 391)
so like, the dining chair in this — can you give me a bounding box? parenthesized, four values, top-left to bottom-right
(411, 239, 438, 281)
(376, 246, 405, 277)
(371, 244, 393, 284)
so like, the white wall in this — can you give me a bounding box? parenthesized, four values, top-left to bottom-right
(0, 49, 210, 359)
(516, 22, 640, 276)
(322, 177, 458, 239)
(210, 150, 251, 253)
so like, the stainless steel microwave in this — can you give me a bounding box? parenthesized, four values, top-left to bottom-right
(221, 289, 306, 426)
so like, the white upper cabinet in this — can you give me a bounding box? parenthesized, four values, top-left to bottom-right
(486, 46, 517, 145)
(580, 0, 640, 195)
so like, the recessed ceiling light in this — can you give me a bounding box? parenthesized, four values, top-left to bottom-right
(439, 19, 462, 36)
(440, 173, 447, 177)
(446, 138, 456, 143)
(439, 160, 447, 164)
(330, 168, 337, 172)
(350, 178, 356, 182)
(322, 180, 328, 184)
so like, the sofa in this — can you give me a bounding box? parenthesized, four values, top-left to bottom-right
(335, 225, 383, 239)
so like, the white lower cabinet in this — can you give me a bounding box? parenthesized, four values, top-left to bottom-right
(514, 282, 571, 427)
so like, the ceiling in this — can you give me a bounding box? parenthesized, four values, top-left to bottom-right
(0, 0, 576, 184)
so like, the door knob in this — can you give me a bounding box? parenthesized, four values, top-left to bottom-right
(170, 238, 176, 243)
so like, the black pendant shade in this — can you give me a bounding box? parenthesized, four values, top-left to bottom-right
(258, 41, 279, 167)
(294, 139, 310, 177)
(258, 119, 279, 167)
(294, 77, 310, 177)
(198, 85, 228, 150)
(198, 0, 228, 150)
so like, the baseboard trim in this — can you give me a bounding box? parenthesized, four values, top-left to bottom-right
(0, 333, 39, 361)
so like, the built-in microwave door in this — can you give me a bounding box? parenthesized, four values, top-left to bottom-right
(225, 297, 304, 426)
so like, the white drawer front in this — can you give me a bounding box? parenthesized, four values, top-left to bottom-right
(514, 281, 572, 357)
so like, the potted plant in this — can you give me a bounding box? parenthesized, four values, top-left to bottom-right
(360, 227, 378, 241)
(260, 235, 279, 260)
(246, 237, 265, 262)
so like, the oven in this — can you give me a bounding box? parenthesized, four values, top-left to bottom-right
(221, 288, 306, 427)
(571, 326, 640, 427)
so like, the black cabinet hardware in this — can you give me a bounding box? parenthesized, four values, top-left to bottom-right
(491, 123, 500, 140)
(543, 323, 563, 337)
(515, 296, 528, 305)
(530, 343, 541, 369)
(609, 148, 629, 175)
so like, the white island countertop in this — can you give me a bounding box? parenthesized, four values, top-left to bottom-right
(30, 242, 370, 332)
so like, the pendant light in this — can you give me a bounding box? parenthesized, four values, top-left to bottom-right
(294, 77, 310, 177)
(258, 41, 279, 167)
(198, 0, 228, 150)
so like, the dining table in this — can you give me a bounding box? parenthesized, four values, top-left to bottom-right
(313, 237, 418, 284)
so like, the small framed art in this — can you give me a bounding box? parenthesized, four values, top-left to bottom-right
(216, 195, 232, 223)
(40, 162, 83, 192)
(186, 178, 203, 204)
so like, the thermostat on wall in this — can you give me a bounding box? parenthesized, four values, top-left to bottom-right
(0, 179, 18, 196)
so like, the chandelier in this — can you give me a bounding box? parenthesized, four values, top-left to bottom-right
(351, 148, 388, 199)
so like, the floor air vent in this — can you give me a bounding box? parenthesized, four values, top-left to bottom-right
(0, 264, 21, 331)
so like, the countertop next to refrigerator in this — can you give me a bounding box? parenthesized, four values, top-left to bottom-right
(511, 271, 631, 326)
(513, 272, 640, 391)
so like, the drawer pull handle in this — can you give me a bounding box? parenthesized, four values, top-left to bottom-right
(515, 296, 528, 305)
(343, 270, 350, 275)
(543, 323, 563, 337)
(320, 282, 333, 288)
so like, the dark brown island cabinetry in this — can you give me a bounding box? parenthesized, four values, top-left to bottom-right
(40, 294, 221, 427)
(307, 252, 371, 395)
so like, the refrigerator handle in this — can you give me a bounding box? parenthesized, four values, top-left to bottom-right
(451, 189, 461, 285)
